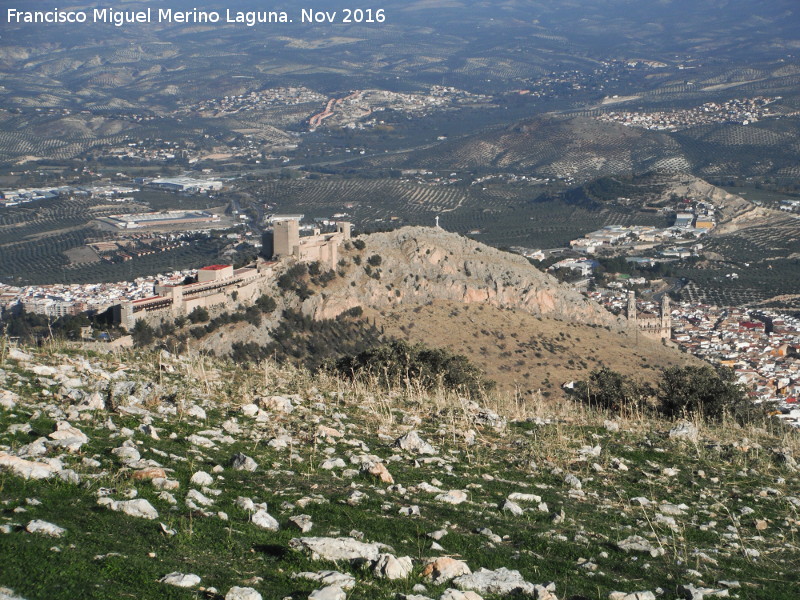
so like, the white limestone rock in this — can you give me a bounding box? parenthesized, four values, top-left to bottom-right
(292, 571, 355, 590)
(97, 498, 159, 520)
(290, 536, 391, 562)
(186, 405, 207, 420)
(372, 553, 413, 580)
(190, 471, 214, 487)
(289, 514, 314, 533)
(160, 572, 201, 588)
(0, 453, 57, 480)
(440, 590, 484, 600)
(395, 431, 437, 455)
(669, 421, 699, 441)
(308, 586, 346, 600)
(260, 395, 294, 414)
(231, 452, 258, 472)
(453, 567, 536, 596)
(25, 519, 65, 538)
(435, 490, 468, 505)
(225, 586, 263, 600)
(617, 535, 665, 557)
(251, 509, 279, 531)
(0, 587, 26, 600)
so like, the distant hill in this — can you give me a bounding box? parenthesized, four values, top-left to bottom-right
(350, 114, 800, 183)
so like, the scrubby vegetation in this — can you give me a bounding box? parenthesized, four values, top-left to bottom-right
(334, 339, 495, 399)
(568, 365, 772, 425)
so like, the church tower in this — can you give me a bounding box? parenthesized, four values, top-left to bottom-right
(660, 294, 671, 337)
(626, 291, 637, 322)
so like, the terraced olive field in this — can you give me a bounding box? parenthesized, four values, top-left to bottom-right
(676, 214, 800, 306)
(242, 176, 670, 249)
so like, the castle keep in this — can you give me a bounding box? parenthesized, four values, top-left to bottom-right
(267, 217, 351, 268)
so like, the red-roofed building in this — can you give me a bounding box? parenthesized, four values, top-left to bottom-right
(198, 264, 234, 283)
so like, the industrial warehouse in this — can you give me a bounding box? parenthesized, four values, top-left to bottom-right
(103, 210, 221, 229)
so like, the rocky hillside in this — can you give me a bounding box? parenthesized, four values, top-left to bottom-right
(301, 227, 620, 327)
(0, 345, 798, 600)
(198, 226, 693, 394)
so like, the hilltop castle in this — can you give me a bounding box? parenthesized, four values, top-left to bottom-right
(115, 219, 352, 330)
(627, 291, 671, 340)
(264, 217, 351, 268)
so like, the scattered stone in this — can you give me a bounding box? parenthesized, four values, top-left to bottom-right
(292, 571, 355, 590)
(187, 489, 214, 507)
(435, 490, 468, 505)
(160, 572, 201, 588)
(395, 431, 437, 455)
(182, 403, 205, 420)
(422, 557, 471, 585)
(507, 492, 541, 503)
(190, 471, 214, 486)
(0, 587, 26, 600)
(440, 590, 484, 600)
(260, 395, 294, 413)
(289, 514, 314, 533)
(225, 586, 262, 600)
(25, 520, 65, 538)
(187, 434, 215, 448)
(617, 535, 664, 557)
(372, 553, 413, 579)
(453, 567, 537, 596)
(241, 404, 259, 417)
(669, 422, 699, 441)
(365, 461, 394, 484)
(502, 500, 524, 516)
(345, 490, 367, 506)
(316, 425, 343, 439)
(230, 453, 258, 472)
(0, 453, 57, 480)
(152, 478, 180, 491)
(132, 468, 167, 481)
(48, 421, 88, 452)
(308, 586, 345, 600)
(251, 509, 279, 531)
(97, 498, 159, 520)
(289, 537, 390, 562)
(399, 505, 420, 516)
(608, 592, 656, 600)
(321, 458, 346, 470)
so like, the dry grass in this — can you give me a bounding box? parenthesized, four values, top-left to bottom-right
(369, 299, 701, 397)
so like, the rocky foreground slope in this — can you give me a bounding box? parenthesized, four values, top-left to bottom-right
(1, 345, 798, 600)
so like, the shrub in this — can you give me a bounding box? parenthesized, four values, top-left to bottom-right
(352, 239, 366, 250)
(333, 339, 494, 398)
(568, 367, 649, 414)
(367, 254, 382, 267)
(188, 306, 209, 323)
(255, 294, 277, 313)
(657, 365, 749, 423)
(131, 319, 155, 347)
(277, 263, 308, 291)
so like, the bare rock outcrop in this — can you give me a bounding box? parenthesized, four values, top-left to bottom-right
(301, 227, 623, 328)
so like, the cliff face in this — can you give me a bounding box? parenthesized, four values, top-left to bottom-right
(301, 226, 623, 328)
